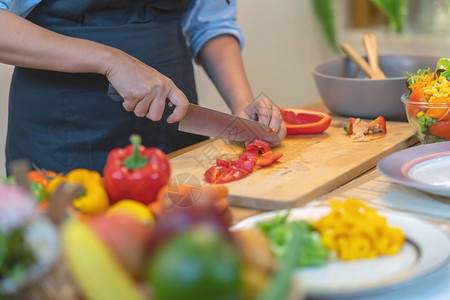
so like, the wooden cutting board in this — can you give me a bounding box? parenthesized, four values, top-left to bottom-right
(169, 103, 418, 210)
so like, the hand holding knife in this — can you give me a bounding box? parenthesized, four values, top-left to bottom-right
(107, 82, 175, 114)
(107, 83, 282, 144)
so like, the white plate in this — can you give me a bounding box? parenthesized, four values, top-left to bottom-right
(377, 141, 450, 197)
(231, 207, 450, 298)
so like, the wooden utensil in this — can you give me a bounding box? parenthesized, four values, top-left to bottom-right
(340, 42, 381, 79)
(363, 32, 387, 79)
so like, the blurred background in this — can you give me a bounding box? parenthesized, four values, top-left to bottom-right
(0, 0, 449, 176)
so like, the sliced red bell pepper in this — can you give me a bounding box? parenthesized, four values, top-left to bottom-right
(246, 139, 271, 153)
(281, 107, 332, 135)
(367, 116, 387, 134)
(256, 151, 283, 167)
(205, 165, 251, 184)
(204, 139, 283, 184)
(103, 134, 170, 205)
(216, 158, 231, 168)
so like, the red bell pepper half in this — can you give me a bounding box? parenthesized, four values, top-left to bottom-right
(281, 107, 332, 135)
(103, 134, 170, 205)
(204, 139, 283, 184)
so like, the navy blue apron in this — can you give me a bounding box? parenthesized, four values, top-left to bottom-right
(6, 0, 206, 174)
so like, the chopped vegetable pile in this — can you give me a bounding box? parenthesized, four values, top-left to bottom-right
(315, 199, 405, 260)
(257, 212, 328, 268)
(256, 198, 405, 267)
(344, 116, 387, 142)
(405, 58, 450, 143)
(204, 139, 283, 184)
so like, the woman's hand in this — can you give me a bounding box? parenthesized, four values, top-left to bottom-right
(105, 51, 189, 123)
(234, 97, 287, 144)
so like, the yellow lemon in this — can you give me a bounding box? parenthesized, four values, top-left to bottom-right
(107, 199, 155, 227)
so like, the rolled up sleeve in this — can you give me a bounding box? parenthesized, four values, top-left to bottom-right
(0, 1, 10, 10)
(181, 0, 245, 60)
(1, 0, 41, 17)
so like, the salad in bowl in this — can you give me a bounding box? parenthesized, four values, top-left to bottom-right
(402, 58, 450, 144)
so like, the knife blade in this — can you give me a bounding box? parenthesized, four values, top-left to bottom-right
(179, 104, 281, 143)
(106, 83, 281, 143)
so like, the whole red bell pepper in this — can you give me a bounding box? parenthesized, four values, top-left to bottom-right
(103, 134, 170, 205)
(281, 108, 332, 135)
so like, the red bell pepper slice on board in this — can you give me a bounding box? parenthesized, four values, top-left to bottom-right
(367, 116, 387, 134)
(281, 107, 332, 135)
(345, 116, 387, 135)
(103, 134, 170, 205)
(246, 139, 271, 153)
(256, 151, 283, 167)
(204, 139, 283, 184)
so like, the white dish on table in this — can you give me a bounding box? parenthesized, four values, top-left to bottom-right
(231, 206, 450, 298)
(377, 141, 450, 198)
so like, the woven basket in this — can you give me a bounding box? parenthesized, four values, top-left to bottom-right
(5, 258, 79, 300)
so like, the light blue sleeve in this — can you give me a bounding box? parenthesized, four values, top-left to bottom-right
(181, 0, 245, 60)
(0, 0, 41, 17)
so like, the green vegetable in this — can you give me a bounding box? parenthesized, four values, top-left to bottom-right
(344, 124, 351, 135)
(410, 114, 446, 144)
(0, 176, 47, 203)
(257, 223, 302, 300)
(257, 212, 328, 268)
(146, 225, 241, 300)
(406, 68, 431, 87)
(436, 58, 450, 79)
(29, 182, 47, 203)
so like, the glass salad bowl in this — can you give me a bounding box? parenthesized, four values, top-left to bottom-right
(401, 92, 450, 144)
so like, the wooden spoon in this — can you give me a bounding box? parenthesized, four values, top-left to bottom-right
(340, 42, 380, 79)
(362, 32, 387, 79)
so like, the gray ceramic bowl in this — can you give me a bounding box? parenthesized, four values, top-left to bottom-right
(311, 54, 440, 121)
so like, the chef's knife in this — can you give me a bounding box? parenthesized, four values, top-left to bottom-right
(107, 83, 281, 143)
(179, 103, 281, 143)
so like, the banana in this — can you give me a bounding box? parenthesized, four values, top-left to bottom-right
(62, 217, 144, 300)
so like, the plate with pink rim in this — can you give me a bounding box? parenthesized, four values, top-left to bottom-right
(377, 141, 450, 198)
